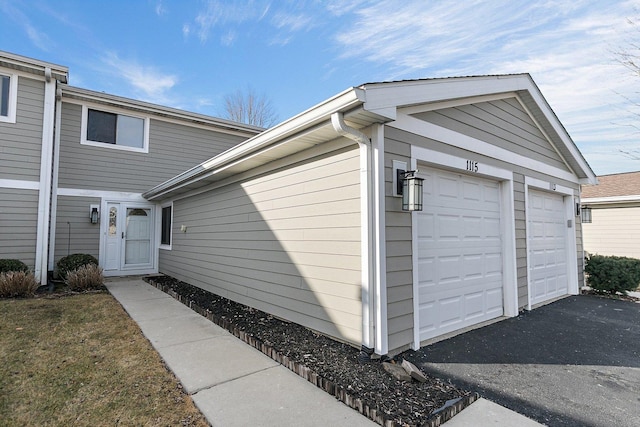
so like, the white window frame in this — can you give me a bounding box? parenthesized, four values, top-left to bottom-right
(0, 73, 18, 124)
(80, 104, 150, 153)
(159, 201, 173, 250)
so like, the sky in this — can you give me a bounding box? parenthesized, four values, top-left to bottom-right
(1, 0, 640, 175)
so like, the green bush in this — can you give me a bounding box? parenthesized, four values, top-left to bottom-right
(0, 271, 39, 298)
(0, 259, 29, 274)
(65, 264, 104, 291)
(56, 254, 98, 279)
(585, 254, 640, 295)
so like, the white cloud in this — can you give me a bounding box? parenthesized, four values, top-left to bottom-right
(155, 1, 167, 16)
(330, 0, 640, 174)
(101, 53, 178, 104)
(0, 1, 52, 51)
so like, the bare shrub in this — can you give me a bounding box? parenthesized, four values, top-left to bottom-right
(0, 271, 39, 298)
(65, 264, 104, 291)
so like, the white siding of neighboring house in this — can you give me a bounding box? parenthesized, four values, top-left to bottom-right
(582, 205, 640, 259)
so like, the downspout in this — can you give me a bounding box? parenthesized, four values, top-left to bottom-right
(48, 86, 63, 275)
(331, 112, 376, 362)
(35, 67, 56, 286)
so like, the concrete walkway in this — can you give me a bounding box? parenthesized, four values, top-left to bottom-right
(106, 278, 541, 426)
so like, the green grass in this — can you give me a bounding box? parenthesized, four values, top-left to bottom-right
(0, 293, 208, 426)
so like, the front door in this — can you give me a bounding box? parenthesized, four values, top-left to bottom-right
(104, 202, 154, 275)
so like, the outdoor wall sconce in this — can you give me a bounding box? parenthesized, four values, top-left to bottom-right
(90, 205, 99, 224)
(399, 170, 424, 211)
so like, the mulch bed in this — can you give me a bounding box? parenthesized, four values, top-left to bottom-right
(143, 275, 477, 427)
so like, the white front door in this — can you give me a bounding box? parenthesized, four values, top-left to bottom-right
(104, 202, 154, 275)
(417, 167, 504, 342)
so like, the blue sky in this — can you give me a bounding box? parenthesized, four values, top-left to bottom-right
(1, 0, 640, 175)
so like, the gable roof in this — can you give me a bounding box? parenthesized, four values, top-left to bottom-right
(144, 74, 597, 201)
(582, 171, 640, 201)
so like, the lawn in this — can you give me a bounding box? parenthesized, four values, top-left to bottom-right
(0, 292, 208, 426)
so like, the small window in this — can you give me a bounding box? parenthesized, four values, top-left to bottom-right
(160, 205, 172, 247)
(0, 73, 17, 123)
(81, 105, 148, 152)
(580, 206, 592, 223)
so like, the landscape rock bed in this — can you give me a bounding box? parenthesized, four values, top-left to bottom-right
(144, 275, 477, 426)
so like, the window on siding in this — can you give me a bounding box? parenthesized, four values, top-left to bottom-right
(581, 206, 592, 223)
(0, 73, 17, 123)
(82, 106, 148, 152)
(161, 205, 172, 247)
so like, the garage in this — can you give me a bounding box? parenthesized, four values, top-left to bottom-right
(416, 167, 504, 341)
(527, 189, 568, 306)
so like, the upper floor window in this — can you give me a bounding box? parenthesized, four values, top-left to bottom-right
(81, 105, 149, 153)
(0, 73, 17, 123)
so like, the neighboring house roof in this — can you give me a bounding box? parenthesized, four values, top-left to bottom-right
(0, 50, 68, 83)
(582, 171, 640, 203)
(144, 74, 598, 201)
(60, 84, 264, 137)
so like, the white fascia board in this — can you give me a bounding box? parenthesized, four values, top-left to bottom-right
(144, 87, 366, 200)
(61, 85, 262, 136)
(362, 75, 531, 120)
(521, 82, 597, 184)
(581, 195, 640, 204)
(0, 50, 68, 83)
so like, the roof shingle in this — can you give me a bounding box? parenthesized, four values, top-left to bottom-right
(582, 171, 640, 198)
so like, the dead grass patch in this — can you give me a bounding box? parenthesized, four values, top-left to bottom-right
(0, 293, 208, 426)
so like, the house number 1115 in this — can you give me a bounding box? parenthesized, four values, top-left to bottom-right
(466, 160, 478, 172)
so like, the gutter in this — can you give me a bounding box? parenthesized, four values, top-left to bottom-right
(144, 87, 366, 201)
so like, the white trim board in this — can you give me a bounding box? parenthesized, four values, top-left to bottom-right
(57, 188, 147, 201)
(391, 114, 579, 184)
(0, 179, 40, 190)
(410, 146, 518, 350)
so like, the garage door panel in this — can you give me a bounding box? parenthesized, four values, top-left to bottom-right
(418, 166, 504, 342)
(528, 189, 568, 305)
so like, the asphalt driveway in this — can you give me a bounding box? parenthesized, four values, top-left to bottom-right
(404, 295, 640, 427)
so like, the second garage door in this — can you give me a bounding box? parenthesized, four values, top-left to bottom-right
(416, 167, 504, 342)
(527, 189, 568, 306)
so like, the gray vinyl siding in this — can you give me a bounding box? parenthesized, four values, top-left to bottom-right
(0, 188, 38, 269)
(413, 98, 570, 172)
(160, 143, 363, 345)
(0, 76, 44, 181)
(57, 102, 250, 192)
(383, 137, 414, 352)
(384, 125, 582, 352)
(53, 196, 100, 266)
(513, 173, 528, 307)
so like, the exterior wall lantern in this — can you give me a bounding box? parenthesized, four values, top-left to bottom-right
(90, 204, 100, 224)
(399, 170, 424, 211)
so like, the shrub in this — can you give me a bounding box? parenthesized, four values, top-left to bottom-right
(0, 259, 29, 274)
(0, 271, 39, 298)
(65, 264, 104, 291)
(56, 254, 98, 279)
(584, 254, 640, 295)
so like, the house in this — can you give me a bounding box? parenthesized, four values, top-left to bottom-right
(143, 76, 596, 356)
(2, 50, 597, 357)
(0, 51, 261, 284)
(581, 171, 640, 259)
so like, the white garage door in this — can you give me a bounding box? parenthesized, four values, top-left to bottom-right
(528, 189, 567, 306)
(417, 168, 503, 342)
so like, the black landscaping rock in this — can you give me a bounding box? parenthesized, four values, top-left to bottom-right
(144, 275, 477, 426)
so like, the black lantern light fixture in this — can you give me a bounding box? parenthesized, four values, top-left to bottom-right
(90, 205, 99, 224)
(399, 170, 424, 211)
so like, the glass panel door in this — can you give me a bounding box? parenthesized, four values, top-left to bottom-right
(124, 208, 151, 266)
